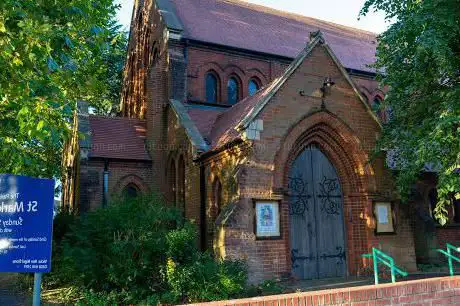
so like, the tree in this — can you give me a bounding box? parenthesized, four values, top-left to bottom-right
(0, 0, 127, 178)
(360, 0, 460, 224)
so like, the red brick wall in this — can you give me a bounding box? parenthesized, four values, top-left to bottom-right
(164, 107, 202, 225)
(121, 0, 168, 118)
(183, 276, 460, 306)
(436, 227, 460, 250)
(78, 159, 153, 211)
(186, 46, 289, 104)
(144, 47, 170, 193)
(185, 45, 381, 109)
(212, 43, 416, 283)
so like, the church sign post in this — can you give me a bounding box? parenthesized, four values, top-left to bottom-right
(0, 174, 55, 306)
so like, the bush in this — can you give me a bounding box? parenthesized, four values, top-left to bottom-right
(47, 194, 248, 305)
(164, 253, 247, 304)
(163, 221, 247, 303)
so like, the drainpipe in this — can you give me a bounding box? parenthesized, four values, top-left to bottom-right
(103, 159, 109, 207)
(183, 39, 189, 102)
(200, 163, 207, 251)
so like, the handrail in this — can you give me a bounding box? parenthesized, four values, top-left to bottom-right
(436, 243, 460, 276)
(361, 247, 408, 284)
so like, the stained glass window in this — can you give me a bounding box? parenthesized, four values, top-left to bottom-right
(227, 77, 239, 105)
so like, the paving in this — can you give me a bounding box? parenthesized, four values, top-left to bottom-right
(282, 276, 374, 293)
(0, 273, 31, 306)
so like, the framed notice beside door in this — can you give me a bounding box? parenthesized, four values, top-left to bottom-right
(374, 201, 395, 234)
(254, 200, 281, 239)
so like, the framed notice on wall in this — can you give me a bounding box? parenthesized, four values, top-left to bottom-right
(374, 202, 395, 234)
(254, 200, 281, 239)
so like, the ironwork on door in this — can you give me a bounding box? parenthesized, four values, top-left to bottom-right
(288, 145, 346, 279)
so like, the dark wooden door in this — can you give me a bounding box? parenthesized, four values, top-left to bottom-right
(288, 145, 346, 279)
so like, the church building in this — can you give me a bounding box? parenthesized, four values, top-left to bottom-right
(62, 0, 460, 282)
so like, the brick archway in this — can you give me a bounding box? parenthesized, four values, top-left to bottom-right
(115, 174, 149, 195)
(273, 111, 375, 276)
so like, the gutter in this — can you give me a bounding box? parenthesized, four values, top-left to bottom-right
(102, 159, 109, 207)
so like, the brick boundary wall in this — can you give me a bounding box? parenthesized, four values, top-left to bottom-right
(181, 276, 460, 306)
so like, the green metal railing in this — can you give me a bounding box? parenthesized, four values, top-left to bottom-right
(436, 243, 460, 276)
(362, 248, 408, 285)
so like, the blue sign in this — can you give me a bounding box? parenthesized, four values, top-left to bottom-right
(0, 174, 55, 273)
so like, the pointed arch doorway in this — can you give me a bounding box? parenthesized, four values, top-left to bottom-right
(288, 145, 346, 279)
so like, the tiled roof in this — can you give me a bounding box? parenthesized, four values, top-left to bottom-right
(168, 0, 378, 72)
(186, 104, 225, 142)
(170, 100, 210, 153)
(88, 116, 151, 161)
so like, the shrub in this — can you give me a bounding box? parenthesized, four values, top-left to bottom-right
(162, 221, 248, 304)
(47, 194, 248, 305)
(164, 253, 247, 304)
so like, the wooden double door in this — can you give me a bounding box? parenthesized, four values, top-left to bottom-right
(288, 145, 346, 279)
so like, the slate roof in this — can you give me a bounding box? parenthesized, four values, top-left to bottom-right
(88, 116, 151, 161)
(186, 104, 225, 142)
(208, 81, 277, 149)
(168, 0, 378, 73)
(169, 100, 210, 153)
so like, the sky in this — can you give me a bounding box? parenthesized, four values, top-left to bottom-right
(116, 0, 390, 33)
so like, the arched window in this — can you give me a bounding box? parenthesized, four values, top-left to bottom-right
(177, 155, 185, 213)
(212, 177, 223, 216)
(206, 72, 218, 103)
(248, 79, 260, 97)
(227, 77, 240, 105)
(372, 96, 383, 119)
(152, 47, 159, 65)
(123, 183, 140, 198)
(168, 158, 176, 205)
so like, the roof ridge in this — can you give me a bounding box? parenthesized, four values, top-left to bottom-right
(221, 0, 378, 37)
(217, 79, 274, 118)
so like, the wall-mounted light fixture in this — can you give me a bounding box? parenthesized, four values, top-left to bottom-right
(299, 77, 335, 101)
(320, 77, 335, 109)
(323, 77, 335, 88)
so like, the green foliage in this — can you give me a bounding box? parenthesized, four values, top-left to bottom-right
(0, 0, 127, 178)
(360, 0, 460, 222)
(47, 195, 249, 305)
(50, 195, 180, 303)
(52, 208, 77, 245)
(164, 254, 248, 304)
